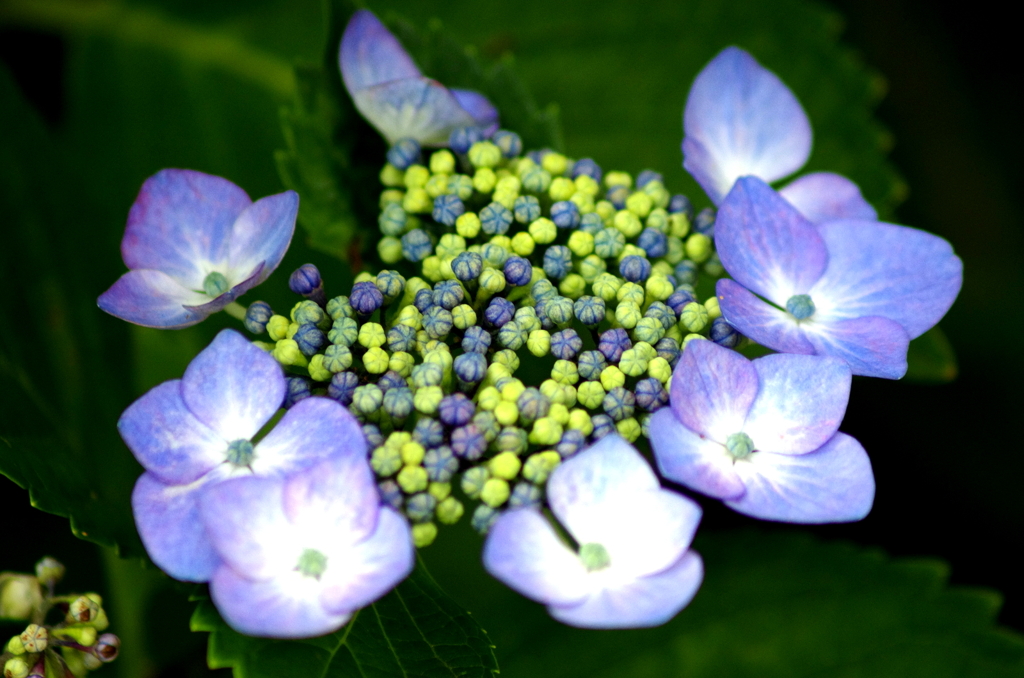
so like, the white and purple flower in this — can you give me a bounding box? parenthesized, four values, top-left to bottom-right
(98, 169, 297, 329)
(340, 9, 498, 146)
(483, 434, 703, 629)
(714, 177, 962, 378)
(683, 46, 876, 223)
(650, 338, 874, 523)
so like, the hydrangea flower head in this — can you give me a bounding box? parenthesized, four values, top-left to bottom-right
(650, 338, 875, 523)
(483, 434, 703, 629)
(98, 169, 298, 328)
(200, 455, 414, 638)
(714, 177, 963, 378)
(340, 10, 498, 145)
(119, 330, 364, 582)
(683, 46, 876, 223)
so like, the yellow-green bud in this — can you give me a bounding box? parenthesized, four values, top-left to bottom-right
(494, 401, 519, 426)
(616, 417, 642, 442)
(380, 188, 404, 208)
(558, 274, 587, 299)
(683, 333, 707, 350)
(600, 365, 626, 391)
(421, 255, 443, 282)
(614, 301, 642, 329)
(549, 176, 575, 201)
(541, 380, 576, 407)
(455, 212, 482, 239)
(430, 149, 456, 174)
(389, 351, 415, 376)
(428, 482, 451, 501)
(592, 273, 623, 301)
(604, 171, 632, 189)
(529, 417, 563, 446)
(478, 268, 506, 294)
(489, 452, 523, 480)
(681, 302, 709, 333)
(436, 496, 465, 524)
(522, 451, 561, 484)
(485, 362, 511, 384)
(477, 386, 502, 411)
(493, 349, 521, 372)
(575, 174, 600, 196)
(413, 386, 443, 414)
(528, 217, 557, 244)
(500, 380, 526, 403)
(401, 442, 426, 466)
(412, 522, 438, 548)
(669, 212, 690, 238)
(379, 236, 404, 263)
(551, 359, 579, 385)
(371, 445, 402, 477)
(425, 173, 449, 198)
(648, 356, 672, 384)
(358, 322, 385, 348)
(404, 165, 430, 188)
(397, 465, 429, 494)
(549, 402, 570, 425)
(595, 200, 616, 222)
(567, 230, 595, 257)
(646, 207, 669, 232)
(285, 322, 300, 340)
(577, 381, 606, 409)
(480, 478, 511, 507)
(541, 152, 569, 175)
(472, 167, 497, 193)
(6, 636, 25, 656)
(0, 577, 38, 622)
(568, 408, 594, 435)
(4, 657, 29, 678)
(362, 347, 390, 374)
(469, 141, 501, 169)
(403, 187, 432, 213)
(665, 324, 684, 343)
(626, 191, 653, 218)
(613, 210, 643, 238)
(495, 174, 521, 193)
(266, 314, 290, 341)
(705, 295, 722, 320)
(571, 191, 596, 214)
(272, 339, 308, 368)
(685, 232, 712, 263)
(511, 232, 535, 256)
(645, 275, 674, 302)
(616, 281, 645, 305)
(452, 304, 477, 330)
(307, 355, 331, 382)
(527, 329, 551, 357)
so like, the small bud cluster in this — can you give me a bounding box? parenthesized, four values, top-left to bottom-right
(242, 126, 740, 544)
(1, 558, 119, 678)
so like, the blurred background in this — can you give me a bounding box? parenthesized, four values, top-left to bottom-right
(1, 0, 1020, 675)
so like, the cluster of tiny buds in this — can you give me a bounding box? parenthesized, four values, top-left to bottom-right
(1, 558, 119, 678)
(240, 124, 744, 546)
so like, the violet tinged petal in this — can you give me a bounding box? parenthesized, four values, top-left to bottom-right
(682, 47, 811, 204)
(132, 472, 220, 582)
(549, 551, 704, 629)
(450, 88, 500, 131)
(121, 169, 251, 290)
(669, 338, 759, 443)
(225, 191, 299, 286)
(281, 452, 380, 546)
(483, 508, 591, 607)
(716, 279, 815, 355)
(98, 269, 213, 329)
(715, 177, 828, 304)
(811, 220, 963, 339)
(743, 353, 852, 455)
(255, 397, 366, 478)
(319, 508, 414, 614)
(649, 408, 746, 501)
(726, 432, 875, 523)
(118, 381, 226, 485)
(339, 9, 421, 93)
(352, 78, 477, 145)
(802, 315, 910, 379)
(181, 329, 285, 442)
(778, 172, 878, 224)
(210, 566, 352, 639)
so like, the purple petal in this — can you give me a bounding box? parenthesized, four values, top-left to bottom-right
(779, 172, 878, 223)
(811, 220, 963, 339)
(132, 472, 220, 582)
(802, 315, 911, 379)
(224, 191, 298, 287)
(669, 338, 759, 443)
(339, 9, 421, 93)
(715, 177, 828, 304)
(716, 279, 815, 355)
(649, 408, 745, 500)
(320, 508, 415, 614)
(352, 78, 477, 145)
(255, 397, 366, 478)
(281, 449, 379, 544)
(549, 551, 704, 629)
(118, 381, 225, 484)
(743, 353, 851, 455)
(483, 508, 591, 607)
(450, 88, 499, 131)
(121, 169, 251, 290)
(683, 47, 811, 204)
(181, 330, 285, 442)
(726, 433, 875, 523)
(98, 269, 212, 329)
(210, 566, 352, 639)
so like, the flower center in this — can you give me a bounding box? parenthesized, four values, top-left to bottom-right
(725, 432, 755, 460)
(785, 294, 816, 320)
(225, 439, 255, 467)
(202, 271, 230, 297)
(296, 548, 328, 580)
(579, 542, 611, 572)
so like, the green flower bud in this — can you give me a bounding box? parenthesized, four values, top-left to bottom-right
(362, 347, 390, 374)
(575, 174, 600, 196)
(614, 301, 642, 329)
(648, 356, 672, 384)
(592, 273, 623, 302)
(272, 339, 308, 368)
(389, 351, 415, 376)
(489, 452, 523, 480)
(494, 401, 519, 426)
(403, 187, 433, 213)
(448, 174, 474, 200)
(528, 217, 557, 244)
(549, 176, 575, 201)
(705, 295, 722, 320)
(397, 465, 429, 494)
(371, 445, 402, 477)
(577, 254, 607, 283)
(514, 307, 541, 333)
(469, 141, 502, 169)
(551, 360, 579, 386)
(4, 657, 29, 678)
(541, 380, 576, 407)
(595, 199, 616, 221)
(68, 595, 102, 624)
(577, 381, 606, 410)
(266, 314, 290, 341)
(626, 191, 653, 218)
(425, 173, 449, 198)
(529, 417, 563, 446)
(570, 191, 596, 214)
(322, 345, 353, 373)
(473, 167, 497, 193)
(430, 149, 456, 174)
(436, 496, 465, 525)
(541, 152, 569, 175)
(414, 386, 443, 415)
(604, 171, 632, 189)
(307, 355, 331, 382)
(618, 349, 648, 377)
(685, 232, 712, 263)
(522, 451, 561, 484)
(616, 417, 642, 442)
(632, 317, 665, 345)
(329, 317, 358, 347)
(378, 237, 404, 263)
(401, 442, 426, 466)
(600, 365, 626, 391)
(510, 232, 535, 256)
(353, 385, 384, 414)
(613, 210, 643, 238)
(452, 304, 477, 330)
(357, 323, 385, 349)
(645, 275, 674, 302)
(0, 576, 39, 621)
(558, 274, 587, 300)
(501, 380, 526, 403)
(665, 236, 685, 264)
(669, 212, 690, 238)
(380, 189, 404, 208)
(412, 522, 438, 548)
(496, 175, 521, 194)
(567, 230, 595, 257)
(480, 478, 511, 508)
(455, 212, 482, 238)
(568, 408, 594, 435)
(682, 333, 707, 350)
(461, 467, 490, 499)
(527, 329, 551, 357)
(493, 349, 521, 373)
(479, 268, 506, 294)
(429, 482, 451, 501)
(404, 165, 430, 188)
(616, 282, 645, 306)
(680, 302, 709, 333)
(436, 233, 466, 259)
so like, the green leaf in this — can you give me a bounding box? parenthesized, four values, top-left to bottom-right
(443, 529, 1024, 678)
(905, 326, 958, 383)
(191, 559, 499, 678)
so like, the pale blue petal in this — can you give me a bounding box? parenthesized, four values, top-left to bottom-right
(121, 169, 250, 290)
(549, 551, 703, 629)
(339, 9, 421, 93)
(649, 408, 746, 500)
(181, 330, 285, 442)
(669, 338, 759, 443)
(450, 88, 499, 131)
(802, 315, 910, 379)
(132, 472, 220, 582)
(726, 433, 875, 523)
(744, 353, 851, 455)
(256, 397, 367, 478)
(779, 172, 878, 223)
(281, 445, 379, 543)
(716, 279, 815, 355)
(715, 177, 828, 304)
(98, 269, 212, 329)
(483, 508, 591, 607)
(352, 78, 477, 145)
(225, 191, 298, 287)
(181, 263, 264, 318)
(811, 220, 963, 339)
(683, 47, 811, 204)
(118, 380, 225, 484)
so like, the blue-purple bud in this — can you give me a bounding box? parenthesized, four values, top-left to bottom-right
(454, 352, 487, 383)
(543, 246, 573, 281)
(606, 185, 629, 209)
(375, 270, 406, 300)
(694, 207, 716, 236)
(637, 228, 668, 258)
(636, 169, 663, 188)
(449, 126, 485, 154)
(413, 417, 445, 448)
(484, 297, 515, 327)
(550, 329, 583, 360)
(422, 306, 454, 339)
(673, 260, 699, 286)
(645, 301, 676, 329)
(572, 295, 605, 327)
(577, 350, 607, 380)
(598, 328, 632, 363)
(350, 281, 384, 314)
(451, 424, 487, 460)
(424, 446, 459, 482)
(666, 289, 697, 317)
(495, 427, 528, 454)
(602, 386, 635, 421)
(655, 337, 681, 367)
(406, 493, 437, 523)
(471, 504, 499, 534)
(289, 264, 324, 302)
(378, 480, 403, 510)
(243, 301, 273, 334)
(363, 423, 384, 448)
(412, 362, 444, 388)
(439, 393, 476, 427)
(432, 280, 465, 310)
(619, 255, 652, 283)
(551, 200, 581, 229)
(571, 158, 603, 182)
(556, 429, 586, 458)
(383, 386, 415, 419)
(503, 256, 532, 287)
(591, 414, 616, 439)
(513, 195, 541, 224)
(634, 377, 669, 412)
(387, 138, 420, 169)
(517, 387, 551, 423)
(545, 296, 574, 327)
(460, 326, 491, 355)
(377, 370, 407, 392)
(433, 194, 465, 226)
(480, 202, 513, 235)
(710, 317, 742, 348)
(328, 371, 359, 405)
(293, 322, 327, 356)
(668, 193, 694, 219)
(508, 482, 542, 509)
(284, 377, 312, 409)
(401, 229, 434, 262)
(492, 129, 523, 158)
(579, 212, 604, 234)
(452, 251, 483, 282)
(387, 324, 417, 352)
(414, 288, 435, 312)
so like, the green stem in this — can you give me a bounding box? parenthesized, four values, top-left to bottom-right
(224, 301, 247, 321)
